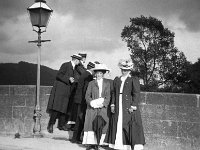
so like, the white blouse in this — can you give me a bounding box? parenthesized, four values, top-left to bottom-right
(97, 78, 103, 97)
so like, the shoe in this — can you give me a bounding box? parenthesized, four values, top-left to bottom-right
(86, 145, 96, 150)
(58, 125, 71, 131)
(47, 124, 53, 133)
(69, 139, 82, 144)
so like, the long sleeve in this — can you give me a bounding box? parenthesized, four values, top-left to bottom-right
(56, 63, 71, 85)
(131, 76, 141, 106)
(73, 73, 87, 103)
(110, 77, 117, 106)
(85, 81, 93, 105)
(102, 80, 111, 107)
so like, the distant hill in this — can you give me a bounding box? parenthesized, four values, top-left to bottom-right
(0, 61, 58, 86)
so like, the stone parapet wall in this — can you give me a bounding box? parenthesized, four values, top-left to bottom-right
(0, 85, 199, 149)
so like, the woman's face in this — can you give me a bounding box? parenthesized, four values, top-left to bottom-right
(95, 71, 104, 80)
(121, 69, 130, 76)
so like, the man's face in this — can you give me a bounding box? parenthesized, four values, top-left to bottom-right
(81, 57, 86, 63)
(75, 59, 80, 65)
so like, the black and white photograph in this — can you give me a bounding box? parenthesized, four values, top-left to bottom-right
(0, 0, 199, 150)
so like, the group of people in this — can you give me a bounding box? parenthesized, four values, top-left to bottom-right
(46, 53, 145, 150)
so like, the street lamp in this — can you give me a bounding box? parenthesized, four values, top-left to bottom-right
(27, 0, 53, 137)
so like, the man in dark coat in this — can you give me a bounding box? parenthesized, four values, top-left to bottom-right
(70, 62, 97, 143)
(66, 53, 87, 130)
(46, 54, 82, 133)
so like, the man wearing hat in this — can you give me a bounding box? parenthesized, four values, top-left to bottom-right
(65, 52, 87, 129)
(46, 54, 82, 133)
(70, 61, 99, 143)
(76, 52, 87, 74)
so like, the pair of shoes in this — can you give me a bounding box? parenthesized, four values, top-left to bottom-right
(58, 124, 72, 131)
(69, 139, 82, 144)
(86, 145, 96, 150)
(58, 126, 69, 131)
(47, 124, 53, 133)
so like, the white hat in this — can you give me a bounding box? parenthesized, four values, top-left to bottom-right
(71, 54, 82, 60)
(91, 63, 110, 72)
(118, 59, 133, 70)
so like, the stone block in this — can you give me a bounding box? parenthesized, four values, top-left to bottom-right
(40, 86, 52, 96)
(0, 119, 6, 133)
(0, 95, 12, 106)
(144, 134, 181, 150)
(178, 122, 200, 139)
(166, 94, 197, 107)
(0, 86, 9, 95)
(13, 107, 34, 120)
(140, 92, 146, 104)
(146, 92, 166, 105)
(40, 119, 49, 131)
(0, 118, 24, 135)
(141, 104, 156, 119)
(40, 95, 49, 108)
(141, 104, 165, 120)
(11, 95, 26, 106)
(24, 119, 34, 134)
(175, 107, 200, 122)
(161, 120, 178, 137)
(143, 119, 163, 135)
(40, 108, 49, 119)
(176, 137, 193, 150)
(187, 107, 200, 123)
(0, 106, 12, 118)
(163, 105, 178, 121)
(144, 134, 166, 150)
(10, 85, 36, 96)
(25, 95, 36, 107)
(192, 138, 200, 150)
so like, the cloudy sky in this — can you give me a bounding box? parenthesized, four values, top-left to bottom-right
(0, 0, 200, 79)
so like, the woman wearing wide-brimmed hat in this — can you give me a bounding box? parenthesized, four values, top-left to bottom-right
(105, 59, 145, 150)
(82, 63, 111, 150)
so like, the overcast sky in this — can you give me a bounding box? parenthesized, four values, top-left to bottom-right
(0, 0, 200, 79)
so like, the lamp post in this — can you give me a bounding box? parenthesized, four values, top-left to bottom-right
(27, 0, 53, 137)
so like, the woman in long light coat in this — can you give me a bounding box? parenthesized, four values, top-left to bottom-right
(105, 59, 145, 150)
(82, 64, 111, 150)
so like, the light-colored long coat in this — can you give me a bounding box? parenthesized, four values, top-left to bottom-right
(83, 78, 111, 133)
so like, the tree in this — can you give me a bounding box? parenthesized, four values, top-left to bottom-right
(121, 15, 188, 91)
(186, 58, 200, 94)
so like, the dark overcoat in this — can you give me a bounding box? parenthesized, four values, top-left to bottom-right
(73, 71, 93, 104)
(66, 63, 87, 121)
(46, 61, 75, 114)
(105, 76, 145, 147)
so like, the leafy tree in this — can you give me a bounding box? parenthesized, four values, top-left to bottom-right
(186, 58, 200, 94)
(121, 15, 188, 91)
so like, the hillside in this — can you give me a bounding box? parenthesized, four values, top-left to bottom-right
(0, 61, 58, 86)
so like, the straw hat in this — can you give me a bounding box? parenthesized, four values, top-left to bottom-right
(71, 54, 82, 60)
(118, 59, 133, 70)
(78, 53, 87, 58)
(91, 63, 110, 72)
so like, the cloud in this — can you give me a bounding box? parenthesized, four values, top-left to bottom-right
(0, 0, 31, 24)
(0, 0, 200, 79)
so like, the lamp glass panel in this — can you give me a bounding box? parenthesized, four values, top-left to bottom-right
(40, 9, 51, 27)
(28, 8, 51, 27)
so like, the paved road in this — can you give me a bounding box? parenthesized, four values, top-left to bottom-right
(0, 129, 86, 150)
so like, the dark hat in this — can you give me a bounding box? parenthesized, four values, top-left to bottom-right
(71, 54, 82, 60)
(78, 53, 87, 58)
(87, 62, 95, 69)
(94, 61, 100, 64)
